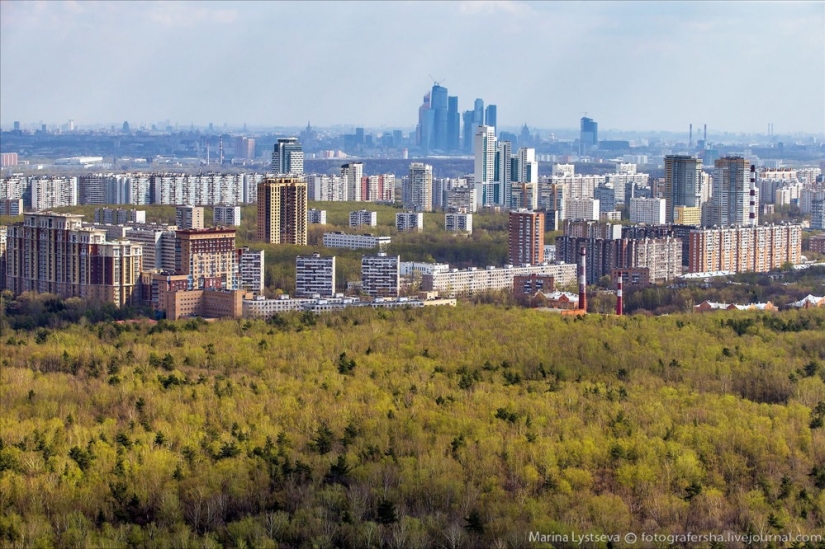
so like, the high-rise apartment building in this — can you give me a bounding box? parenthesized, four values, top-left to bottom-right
(564, 199, 600, 221)
(176, 206, 204, 229)
(706, 157, 758, 227)
(272, 137, 304, 175)
(664, 155, 703, 224)
(236, 247, 264, 294)
(688, 224, 801, 273)
(78, 174, 108, 205)
(341, 162, 364, 202)
(508, 210, 545, 266)
(510, 183, 539, 211)
(361, 253, 400, 297)
(474, 126, 497, 207)
(5, 212, 142, 306)
(125, 225, 177, 271)
(580, 117, 598, 155)
(407, 162, 433, 212)
(515, 148, 538, 184)
(256, 177, 308, 245)
(175, 228, 238, 290)
(296, 252, 336, 297)
(0, 226, 7, 291)
(629, 198, 667, 225)
(495, 140, 512, 207)
(812, 200, 825, 230)
(234, 136, 256, 160)
(30, 176, 78, 211)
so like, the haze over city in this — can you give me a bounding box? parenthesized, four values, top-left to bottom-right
(1, 0, 823, 134)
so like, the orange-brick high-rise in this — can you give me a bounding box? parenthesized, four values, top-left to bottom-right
(508, 209, 545, 266)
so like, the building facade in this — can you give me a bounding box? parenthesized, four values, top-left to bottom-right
(5, 212, 142, 306)
(629, 198, 667, 225)
(308, 208, 327, 224)
(296, 253, 336, 297)
(706, 156, 758, 227)
(349, 210, 378, 228)
(256, 177, 308, 245)
(214, 205, 241, 227)
(236, 247, 264, 294)
(508, 210, 545, 266)
(361, 253, 400, 297)
(176, 206, 204, 229)
(422, 263, 577, 297)
(407, 163, 433, 212)
(272, 137, 304, 175)
(664, 155, 703, 223)
(688, 224, 802, 274)
(445, 212, 473, 233)
(175, 228, 238, 290)
(322, 232, 391, 250)
(396, 212, 424, 232)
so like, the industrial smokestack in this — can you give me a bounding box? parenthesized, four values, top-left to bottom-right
(689, 124, 693, 150)
(578, 246, 587, 313)
(616, 275, 623, 316)
(749, 164, 757, 226)
(219, 137, 224, 166)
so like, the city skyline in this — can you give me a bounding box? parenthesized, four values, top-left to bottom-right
(1, 1, 823, 134)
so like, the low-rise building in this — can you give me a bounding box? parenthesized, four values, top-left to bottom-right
(214, 205, 241, 226)
(308, 208, 327, 224)
(242, 294, 439, 319)
(349, 209, 378, 228)
(323, 232, 391, 250)
(94, 207, 146, 225)
(396, 212, 424, 232)
(445, 212, 473, 233)
(422, 263, 577, 297)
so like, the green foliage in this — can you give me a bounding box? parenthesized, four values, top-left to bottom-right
(2, 306, 825, 546)
(375, 499, 398, 525)
(337, 352, 356, 375)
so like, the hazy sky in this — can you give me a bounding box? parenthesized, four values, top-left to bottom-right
(1, 1, 823, 134)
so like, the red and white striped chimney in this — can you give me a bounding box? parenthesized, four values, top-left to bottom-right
(749, 164, 757, 226)
(578, 246, 587, 312)
(616, 275, 623, 316)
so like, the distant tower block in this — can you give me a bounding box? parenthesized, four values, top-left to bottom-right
(578, 246, 587, 313)
(689, 124, 693, 149)
(749, 164, 757, 226)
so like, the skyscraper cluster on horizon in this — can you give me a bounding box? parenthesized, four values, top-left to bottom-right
(416, 82, 496, 156)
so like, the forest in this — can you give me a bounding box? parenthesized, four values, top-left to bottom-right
(2, 304, 825, 548)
